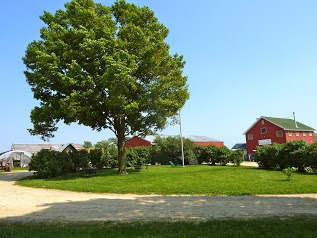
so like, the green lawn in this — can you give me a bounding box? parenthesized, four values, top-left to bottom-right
(1, 218, 317, 238)
(16, 165, 317, 195)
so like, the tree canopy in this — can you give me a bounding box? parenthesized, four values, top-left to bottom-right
(23, 0, 189, 174)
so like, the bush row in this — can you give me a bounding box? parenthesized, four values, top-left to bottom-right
(28, 146, 151, 178)
(254, 140, 317, 171)
(150, 136, 244, 166)
(29, 136, 245, 178)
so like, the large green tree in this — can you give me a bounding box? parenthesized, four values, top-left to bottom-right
(23, 0, 189, 174)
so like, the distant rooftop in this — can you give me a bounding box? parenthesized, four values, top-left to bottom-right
(231, 143, 247, 150)
(138, 135, 222, 143)
(12, 143, 84, 154)
(186, 135, 221, 142)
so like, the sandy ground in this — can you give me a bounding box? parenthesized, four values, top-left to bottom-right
(1, 170, 317, 223)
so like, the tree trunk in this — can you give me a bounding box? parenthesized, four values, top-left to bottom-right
(117, 125, 127, 175)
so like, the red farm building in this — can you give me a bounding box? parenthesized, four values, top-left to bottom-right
(126, 135, 224, 148)
(244, 116, 315, 157)
(125, 136, 157, 148)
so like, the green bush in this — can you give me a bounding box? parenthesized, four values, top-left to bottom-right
(230, 150, 244, 166)
(185, 149, 198, 164)
(89, 150, 104, 168)
(255, 143, 282, 169)
(193, 146, 205, 164)
(69, 150, 90, 170)
(213, 146, 231, 166)
(254, 141, 316, 172)
(195, 145, 217, 164)
(125, 147, 151, 167)
(278, 140, 307, 171)
(282, 167, 294, 181)
(102, 147, 118, 168)
(306, 143, 317, 172)
(29, 150, 73, 178)
(133, 147, 150, 164)
(56, 152, 73, 174)
(150, 136, 196, 165)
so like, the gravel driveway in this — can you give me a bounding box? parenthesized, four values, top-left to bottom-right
(1, 171, 317, 222)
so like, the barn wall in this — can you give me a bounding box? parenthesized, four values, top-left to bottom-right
(125, 137, 152, 148)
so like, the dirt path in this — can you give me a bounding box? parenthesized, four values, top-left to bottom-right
(1, 171, 317, 222)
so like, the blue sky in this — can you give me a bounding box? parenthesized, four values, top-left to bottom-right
(1, 0, 316, 152)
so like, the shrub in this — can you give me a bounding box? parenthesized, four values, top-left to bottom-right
(185, 149, 198, 164)
(102, 146, 118, 168)
(69, 150, 90, 170)
(282, 167, 294, 181)
(89, 149, 104, 168)
(29, 150, 73, 178)
(255, 143, 282, 169)
(126, 148, 138, 167)
(278, 140, 307, 171)
(150, 136, 196, 165)
(56, 152, 73, 174)
(214, 146, 231, 166)
(230, 150, 244, 166)
(195, 145, 217, 164)
(133, 147, 151, 164)
(306, 143, 317, 172)
(193, 146, 205, 164)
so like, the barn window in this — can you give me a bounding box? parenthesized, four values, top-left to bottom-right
(248, 134, 253, 140)
(296, 132, 299, 136)
(309, 132, 313, 136)
(261, 120, 264, 125)
(261, 127, 267, 134)
(288, 131, 292, 136)
(276, 131, 283, 137)
(303, 132, 306, 137)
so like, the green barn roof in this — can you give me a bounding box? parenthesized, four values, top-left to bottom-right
(244, 116, 315, 134)
(262, 116, 315, 131)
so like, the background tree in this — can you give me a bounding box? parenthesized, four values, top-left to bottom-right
(23, 0, 189, 174)
(94, 140, 110, 150)
(151, 136, 195, 165)
(82, 141, 93, 149)
(197, 145, 218, 165)
(229, 149, 244, 166)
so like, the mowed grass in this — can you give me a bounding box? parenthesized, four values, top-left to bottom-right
(1, 217, 317, 238)
(16, 165, 317, 195)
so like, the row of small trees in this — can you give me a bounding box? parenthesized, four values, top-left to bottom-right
(151, 136, 244, 166)
(29, 136, 244, 178)
(255, 140, 317, 172)
(83, 136, 245, 167)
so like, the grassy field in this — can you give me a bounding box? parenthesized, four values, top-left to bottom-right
(16, 165, 317, 195)
(1, 217, 317, 238)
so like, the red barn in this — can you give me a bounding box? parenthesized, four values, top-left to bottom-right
(244, 116, 315, 157)
(125, 136, 156, 148)
(125, 135, 224, 148)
